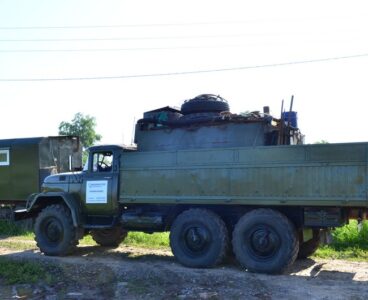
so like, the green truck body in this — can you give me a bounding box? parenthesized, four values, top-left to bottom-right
(18, 141, 368, 274)
(13, 96, 368, 274)
(120, 143, 368, 207)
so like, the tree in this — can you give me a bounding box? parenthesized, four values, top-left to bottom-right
(58, 113, 102, 148)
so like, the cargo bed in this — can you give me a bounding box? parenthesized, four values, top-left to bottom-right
(120, 142, 368, 207)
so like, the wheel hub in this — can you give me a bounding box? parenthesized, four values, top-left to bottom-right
(44, 219, 63, 243)
(184, 227, 210, 253)
(249, 227, 280, 258)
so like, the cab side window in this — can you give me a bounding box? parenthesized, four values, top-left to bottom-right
(92, 152, 113, 172)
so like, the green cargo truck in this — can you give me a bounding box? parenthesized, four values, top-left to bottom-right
(15, 96, 368, 274)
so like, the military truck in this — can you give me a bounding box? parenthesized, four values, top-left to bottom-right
(0, 136, 82, 218)
(15, 95, 368, 274)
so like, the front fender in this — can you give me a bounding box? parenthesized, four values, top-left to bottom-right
(26, 192, 82, 227)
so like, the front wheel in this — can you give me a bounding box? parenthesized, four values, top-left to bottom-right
(34, 204, 78, 256)
(91, 227, 127, 247)
(170, 209, 229, 268)
(232, 209, 299, 274)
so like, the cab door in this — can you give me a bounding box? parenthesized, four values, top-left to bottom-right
(82, 150, 119, 218)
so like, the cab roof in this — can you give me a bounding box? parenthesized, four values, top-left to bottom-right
(88, 144, 137, 152)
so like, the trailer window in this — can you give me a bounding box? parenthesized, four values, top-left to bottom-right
(92, 152, 113, 172)
(0, 149, 9, 166)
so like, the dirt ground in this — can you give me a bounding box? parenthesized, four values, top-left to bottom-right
(0, 239, 368, 300)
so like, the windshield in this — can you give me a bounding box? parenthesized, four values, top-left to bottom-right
(92, 152, 113, 172)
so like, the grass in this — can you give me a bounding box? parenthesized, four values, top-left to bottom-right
(0, 220, 30, 236)
(1, 220, 170, 249)
(0, 220, 37, 250)
(80, 234, 97, 246)
(80, 231, 170, 248)
(123, 232, 170, 249)
(313, 220, 368, 261)
(0, 257, 54, 284)
(0, 240, 37, 251)
(314, 246, 368, 261)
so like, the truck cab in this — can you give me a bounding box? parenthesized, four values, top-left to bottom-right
(31, 145, 126, 228)
(16, 144, 132, 256)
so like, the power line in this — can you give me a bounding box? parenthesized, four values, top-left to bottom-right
(0, 52, 367, 82)
(0, 16, 360, 30)
(1, 39, 356, 53)
(0, 44, 257, 53)
(0, 21, 248, 30)
(0, 16, 358, 30)
(0, 28, 359, 43)
(0, 33, 274, 42)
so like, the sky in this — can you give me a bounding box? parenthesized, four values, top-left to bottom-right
(0, 0, 368, 145)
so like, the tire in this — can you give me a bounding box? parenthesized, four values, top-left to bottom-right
(34, 204, 78, 256)
(181, 94, 230, 115)
(297, 229, 320, 259)
(91, 227, 127, 247)
(170, 209, 229, 268)
(232, 209, 299, 274)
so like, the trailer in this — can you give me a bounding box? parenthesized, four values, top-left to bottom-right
(0, 136, 82, 207)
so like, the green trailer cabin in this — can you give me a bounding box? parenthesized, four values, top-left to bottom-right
(0, 136, 82, 205)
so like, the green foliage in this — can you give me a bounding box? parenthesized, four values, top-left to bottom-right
(81, 232, 170, 249)
(58, 112, 102, 148)
(123, 232, 170, 248)
(0, 220, 29, 236)
(330, 220, 368, 249)
(0, 221, 170, 250)
(315, 246, 368, 261)
(314, 220, 368, 260)
(0, 258, 52, 284)
(80, 234, 96, 246)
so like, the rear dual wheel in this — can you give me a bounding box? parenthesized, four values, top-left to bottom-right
(232, 209, 299, 274)
(170, 209, 229, 268)
(170, 208, 299, 274)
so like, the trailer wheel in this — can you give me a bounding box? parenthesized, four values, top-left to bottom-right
(170, 209, 228, 268)
(298, 229, 320, 259)
(35, 204, 78, 256)
(232, 209, 299, 274)
(91, 227, 127, 247)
